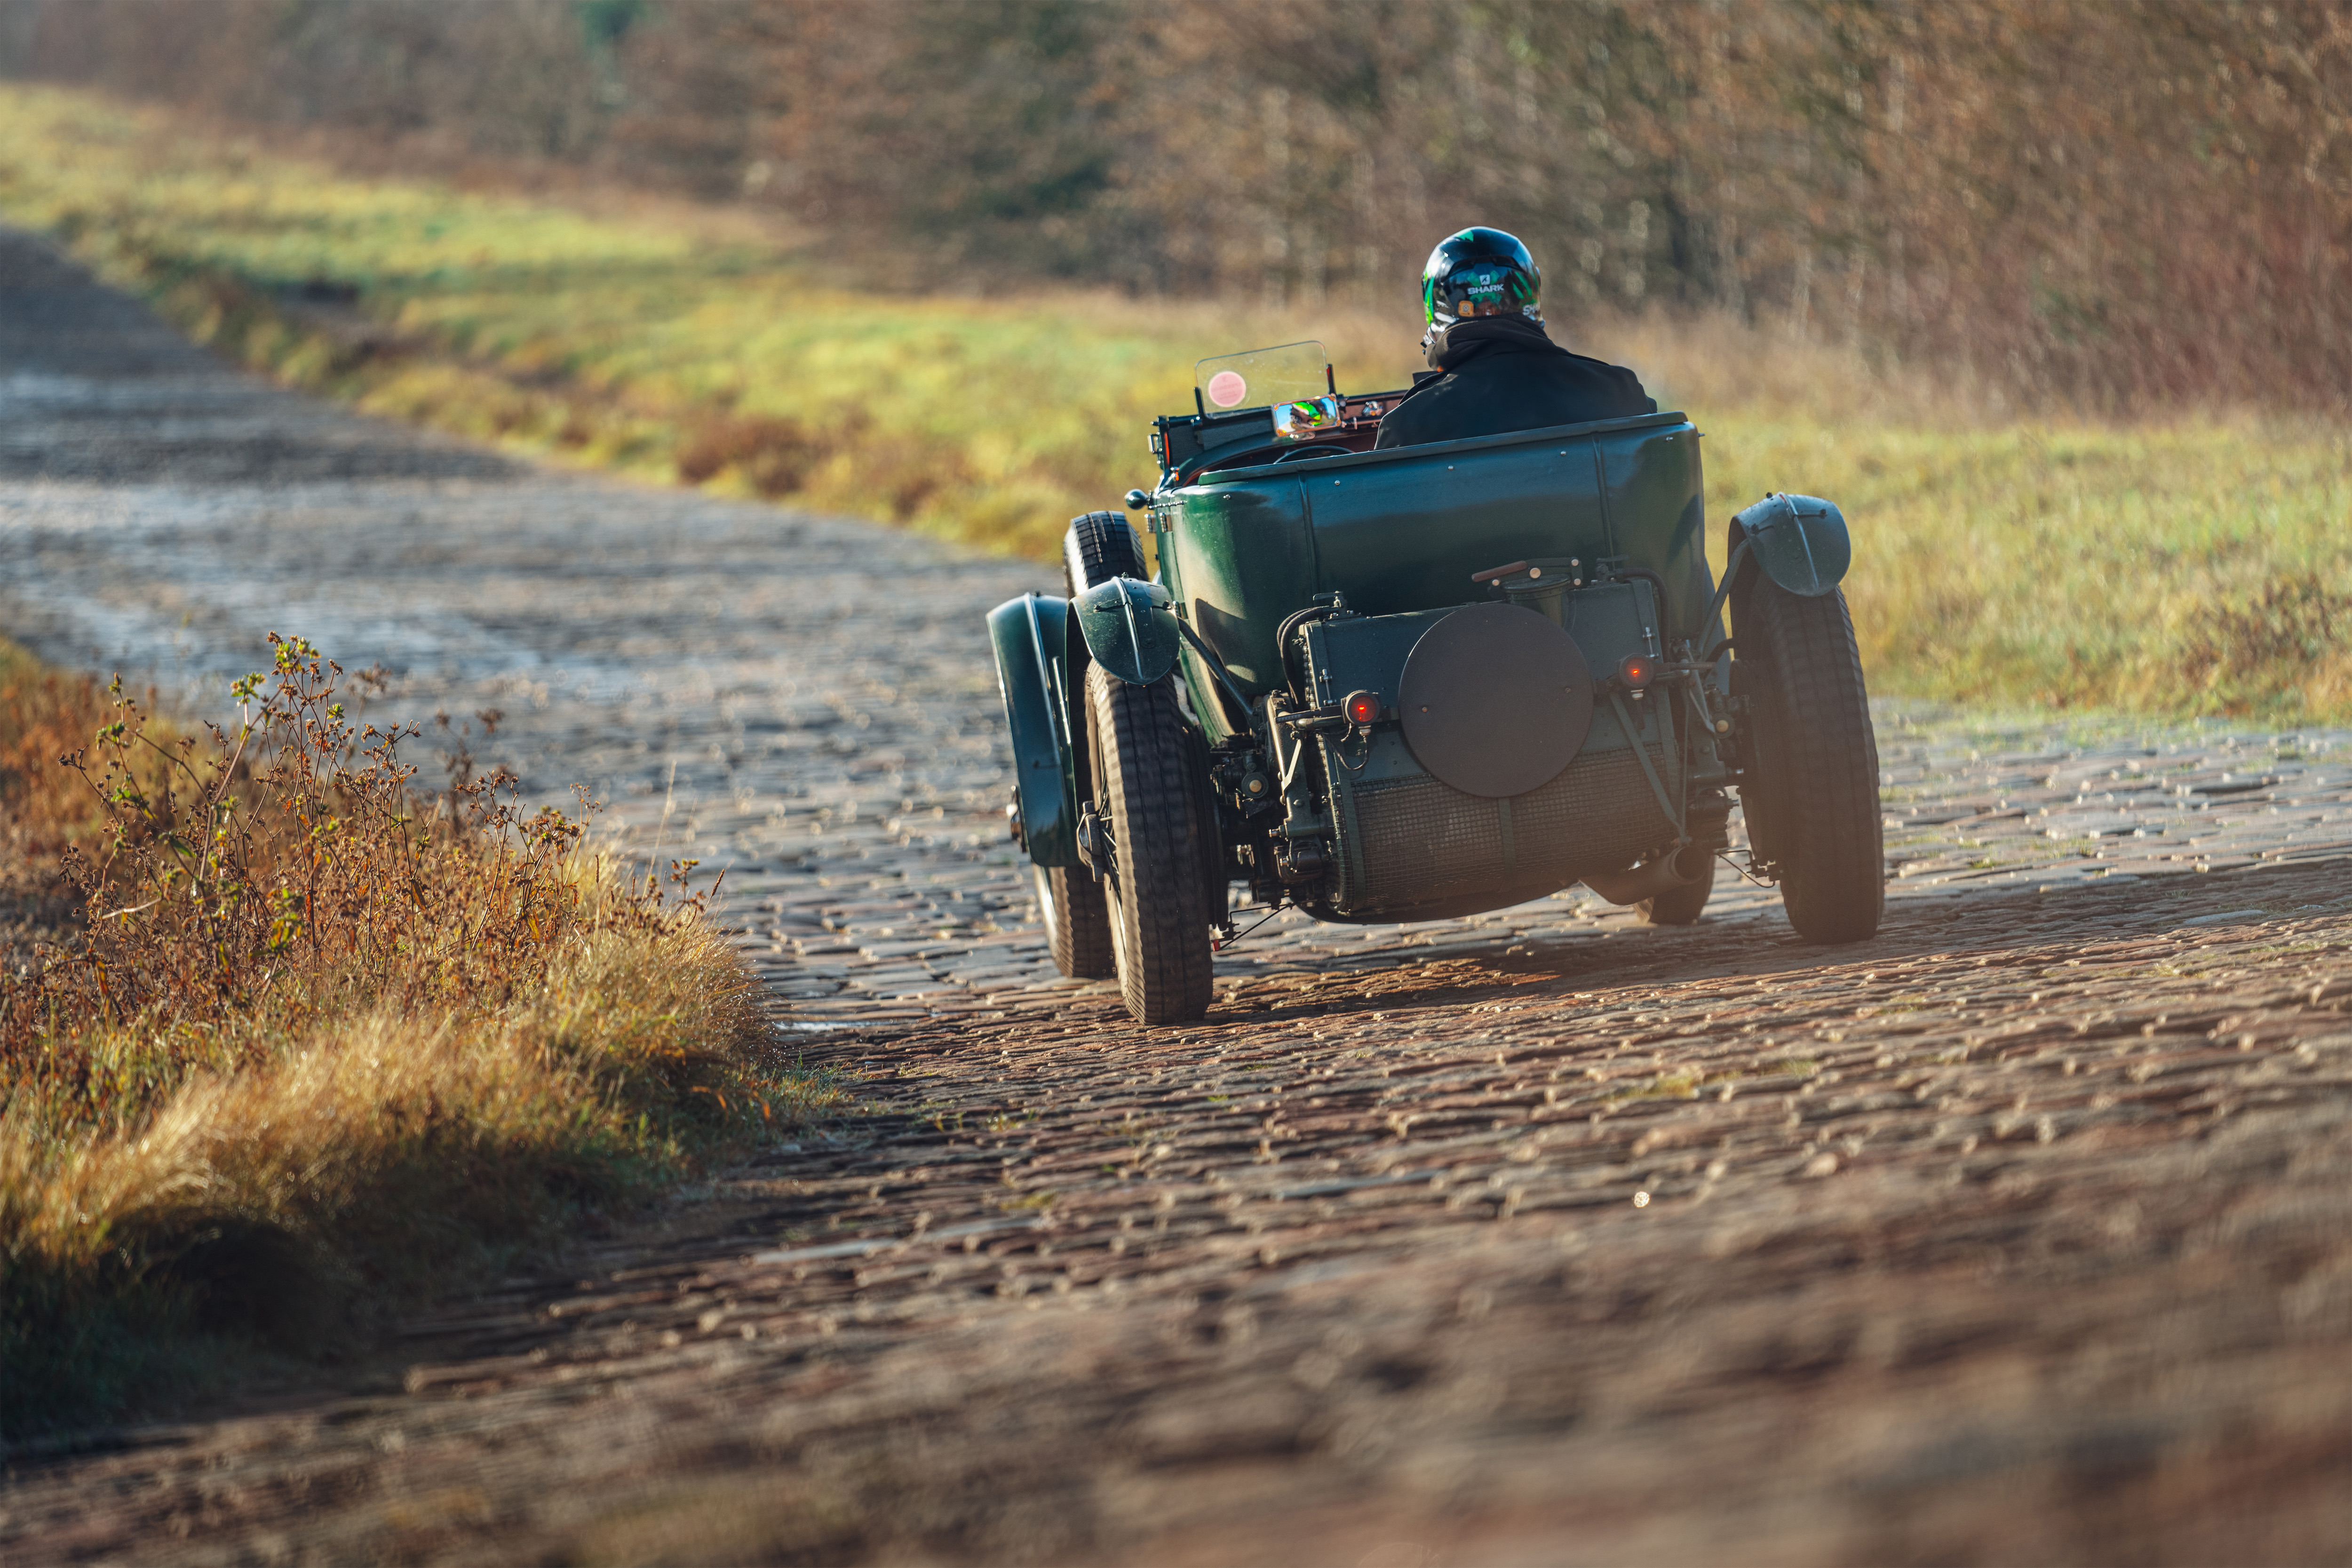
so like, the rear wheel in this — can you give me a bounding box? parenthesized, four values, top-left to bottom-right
(1732, 572, 1884, 942)
(1034, 864, 1113, 979)
(1639, 854, 1715, 925)
(1086, 662, 1215, 1025)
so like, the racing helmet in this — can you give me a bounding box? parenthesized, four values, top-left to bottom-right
(1421, 227, 1542, 326)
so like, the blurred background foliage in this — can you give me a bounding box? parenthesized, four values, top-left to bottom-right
(1, 4, 2351, 721)
(5, 0, 2351, 414)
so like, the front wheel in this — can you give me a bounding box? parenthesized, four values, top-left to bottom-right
(1034, 864, 1113, 979)
(1044, 509, 1146, 983)
(1732, 573, 1884, 942)
(1086, 663, 1215, 1024)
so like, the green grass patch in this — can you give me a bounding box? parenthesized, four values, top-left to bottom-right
(5, 85, 2352, 720)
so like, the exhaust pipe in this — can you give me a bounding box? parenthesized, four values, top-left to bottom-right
(1582, 843, 1714, 907)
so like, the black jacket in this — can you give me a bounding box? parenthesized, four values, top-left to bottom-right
(1373, 316, 1655, 449)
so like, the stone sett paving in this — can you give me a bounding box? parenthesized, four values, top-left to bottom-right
(5, 228, 2352, 1564)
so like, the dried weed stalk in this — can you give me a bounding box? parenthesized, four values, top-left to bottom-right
(56, 637, 584, 1026)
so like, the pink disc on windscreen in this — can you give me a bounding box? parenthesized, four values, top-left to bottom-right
(1205, 370, 1248, 408)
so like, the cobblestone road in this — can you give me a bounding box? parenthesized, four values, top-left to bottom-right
(5, 228, 2351, 1564)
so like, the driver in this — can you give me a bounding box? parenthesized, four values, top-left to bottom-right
(1374, 228, 1654, 449)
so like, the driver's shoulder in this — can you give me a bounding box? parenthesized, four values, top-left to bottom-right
(1373, 369, 1473, 435)
(1558, 347, 1638, 376)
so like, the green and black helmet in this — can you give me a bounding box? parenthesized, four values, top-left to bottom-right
(1420, 227, 1542, 326)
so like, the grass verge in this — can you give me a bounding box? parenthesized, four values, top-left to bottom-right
(0, 635, 841, 1439)
(3, 84, 2352, 720)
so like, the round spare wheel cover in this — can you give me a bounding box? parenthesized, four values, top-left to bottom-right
(1398, 602, 1595, 799)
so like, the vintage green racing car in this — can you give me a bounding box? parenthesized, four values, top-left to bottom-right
(989, 341, 1882, 1025)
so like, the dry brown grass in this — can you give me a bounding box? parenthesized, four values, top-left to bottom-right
(1, 640, 115, 858)
(673, 412, 821, 497)
(0, 637, 150, 956)
(0, 636, 840, 1438)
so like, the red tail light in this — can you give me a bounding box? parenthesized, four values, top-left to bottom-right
(1344, 690, 1380, 725)
(1617, 654, 1655, 689)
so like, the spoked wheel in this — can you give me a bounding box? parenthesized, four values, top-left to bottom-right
(1034, 863, 1113, 979)
(1639, 853, 1716, 926)
(1732, 570, 1884, 942)
(1085, 662, 1215, 1025)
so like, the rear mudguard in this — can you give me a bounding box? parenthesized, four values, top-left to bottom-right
(1729, 492, 1850, 597)
(1074, 576, 1183, 686)
(987, 592, 1081, 868)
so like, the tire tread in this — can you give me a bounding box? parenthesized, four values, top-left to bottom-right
(1065, 511, 1145, 596)
(1736, 576, 1884, 942)
(1089, 664, 1214, 1024)
(1038, 864, 1114, 979)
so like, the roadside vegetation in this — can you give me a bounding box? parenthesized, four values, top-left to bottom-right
(4, 83, 2352, 726)
(0, 633, 842, 1437)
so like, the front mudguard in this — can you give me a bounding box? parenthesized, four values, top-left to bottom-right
(1073, 576, 1183, 686)
(987, 592, 1081, 868)
(1728, 492, 1851, 597)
